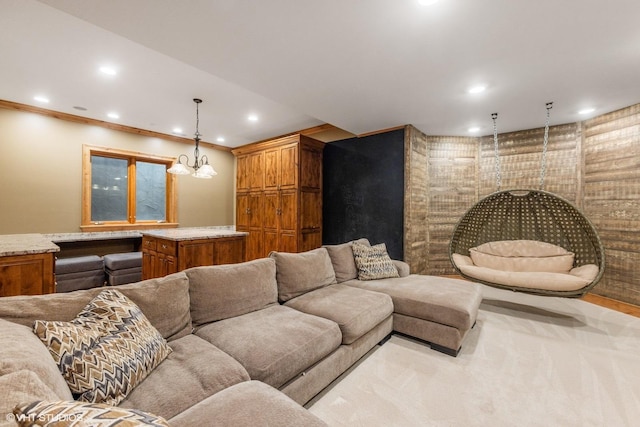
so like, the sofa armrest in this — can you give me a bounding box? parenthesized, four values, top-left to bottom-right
(392, 260, 411, 277)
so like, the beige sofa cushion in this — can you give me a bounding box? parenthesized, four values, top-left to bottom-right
(0, 319, 72, 401)
(469, 240, 575, 273)
(0, 370, 61, 423)
(169, 381, 327, 427)
(186, 258, 278, 327)
(0, 272, 192, 342)
(270, 248, 337, 302)
(195, 305, 341, 389)
(285, 284, 393, 344)
(33, 289, 172, 406)
(323, 238, 370, 283)
(119, 334, 250, 420)
(345, 275, 482, 332)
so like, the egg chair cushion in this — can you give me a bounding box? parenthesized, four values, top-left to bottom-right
(452, 254, 598, 292)
(469, 240, 575, 273)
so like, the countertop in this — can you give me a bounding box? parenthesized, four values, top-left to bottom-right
(0, 227, 245, 257)
(0, 234, 60, 257)
(141, 227, 248, 241)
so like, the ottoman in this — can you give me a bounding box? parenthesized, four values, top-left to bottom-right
(103, 252, 142, 286)
(55, 255, 105, 293)
(345, 275, 482, 356)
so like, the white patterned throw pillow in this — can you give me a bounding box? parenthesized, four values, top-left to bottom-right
(33, 289, 172, 406)
(13, 400, 170, 426)
(352, 242, 399, 280)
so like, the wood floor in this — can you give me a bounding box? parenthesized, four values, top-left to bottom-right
(581, 293, 640, 318)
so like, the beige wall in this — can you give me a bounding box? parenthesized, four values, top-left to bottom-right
(0, 108, 235, 234)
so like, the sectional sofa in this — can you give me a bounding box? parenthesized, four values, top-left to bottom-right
(0, 239, 482, 426)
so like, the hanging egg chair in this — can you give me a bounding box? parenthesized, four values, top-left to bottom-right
(449, 104, 605, 297)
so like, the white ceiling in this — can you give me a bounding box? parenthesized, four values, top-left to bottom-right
(2, 0, 639, 148)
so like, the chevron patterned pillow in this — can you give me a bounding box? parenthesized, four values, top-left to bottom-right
(13, 400, 170, 426)
(33, 289, 172, 406)
(352, 242, 400, 280)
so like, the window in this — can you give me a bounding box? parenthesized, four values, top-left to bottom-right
(82, 145, 177, 231)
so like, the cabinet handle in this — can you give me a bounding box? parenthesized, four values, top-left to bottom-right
(247, 208, 251, 215)
(162, 244, 168, 249)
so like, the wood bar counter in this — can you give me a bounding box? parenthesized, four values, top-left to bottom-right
(141, 228, 247, 280)
(0, 234, 59, 297)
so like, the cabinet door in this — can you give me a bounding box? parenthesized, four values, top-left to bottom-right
(248, 192, 263, 228)
(279, 144, 298, 189)
(141, 251, 156, 280)
(236, 193, 250, 228)
(301, 231, 322, 252)
(300, 146, 322, 190)
(0, 253, 54, 296)
(213, 237, 246, 265)
(179, 241, 214, 270)
(264, 148, 279, 191)
(263, 230, 279, 257)
(300, 191, 321, 231)
(245, 229, 263, 261)
(236, 155, 250, 192)
(165, 255, 178, 275)
(263, 192, 279, 231)
(279, 233, 298, 253)
(279, 190, 298, 234)
(248, 152, 264, 190)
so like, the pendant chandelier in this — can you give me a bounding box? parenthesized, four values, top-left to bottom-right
(167, 98, 217, 179)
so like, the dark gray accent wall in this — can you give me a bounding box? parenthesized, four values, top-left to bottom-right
(323, 128, 405, 260)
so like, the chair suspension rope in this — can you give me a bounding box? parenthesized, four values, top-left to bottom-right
(539, 102, 553, 190)
(492, 112, 501, 191)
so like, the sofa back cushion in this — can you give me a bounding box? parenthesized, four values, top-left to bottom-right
(0, 370, 63, 423)
(0, 272, 192, 342)
(270, 248, 337, 302)
(186, 258, 278, 327)
(0, 319, 73, 401)
(469, 240, 575, 273)
(323, 238, 370, 283)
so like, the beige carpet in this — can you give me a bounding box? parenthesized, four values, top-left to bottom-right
(307, 285, 640, 427)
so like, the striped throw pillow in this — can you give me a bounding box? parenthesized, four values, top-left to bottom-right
(33, 289, 172, 406)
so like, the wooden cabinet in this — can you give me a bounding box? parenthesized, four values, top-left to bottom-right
(233, 134, 324, 260)
(141, 236, 177, 279)
(141, 234, 246, 280)
(0, 253, 55, 297)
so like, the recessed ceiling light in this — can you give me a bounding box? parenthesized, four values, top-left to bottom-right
(107, 112, 120, 119)
(33, 95, 50, 103)
(579, 108, 595, 115)
(216, 137, 225, 143)
(468, 85, 487, 94)
(99, 66, 117, 76)
(172, 127, 184, 135)
(468, 127, 481, 133)
(248, 114, 259, 122)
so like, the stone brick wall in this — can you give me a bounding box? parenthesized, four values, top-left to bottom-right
(404, 103, 640, 305)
